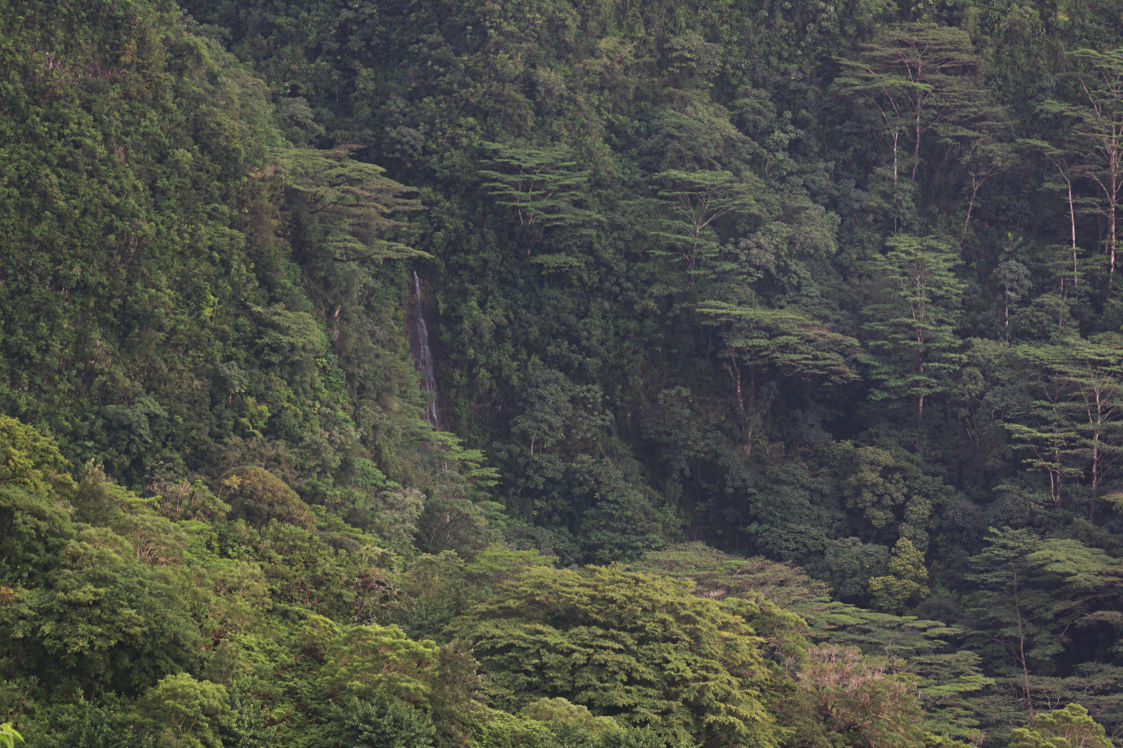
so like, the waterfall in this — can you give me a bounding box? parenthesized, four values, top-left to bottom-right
(407, 270, 442, 428)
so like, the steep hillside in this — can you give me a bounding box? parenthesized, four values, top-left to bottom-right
(4, 0, 1123, 744)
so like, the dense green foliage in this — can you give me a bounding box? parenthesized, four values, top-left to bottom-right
(5, 0, 1123, 744)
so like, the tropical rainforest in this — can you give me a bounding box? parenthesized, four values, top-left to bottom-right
(2, 0, 1123, 744)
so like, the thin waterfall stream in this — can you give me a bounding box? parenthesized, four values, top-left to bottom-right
(407, 269, 443, 428)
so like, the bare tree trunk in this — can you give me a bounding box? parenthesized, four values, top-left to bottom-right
(723, 354, 751, 457)
(892, 129, 900, 233)
(912, 85, 923, 182)
(1049, 159, 1079, 290)
(1070, 177, 1079, 289)
(1004, 281, 1010, 340)
(962, 177, 982, 241)
(1013, 566, 1035, 723)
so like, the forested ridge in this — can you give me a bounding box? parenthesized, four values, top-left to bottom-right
(3, 0, 1123, 744)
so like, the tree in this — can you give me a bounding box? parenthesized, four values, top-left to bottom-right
(1008, 337, 1123, 503)
(0, 415, 76, 500)
(478, 142, 601, 261)
(429, 642, 482, 748)
(1024, 138, 1086, 294)
(277, 146, 426, 263)
(220, 466, 316, 529)
(1039, 49, 1123, 294)
(1008, 703, 1112, 748)
(790, 646, 925, 747)
(0, 723, 23, 748)
(1, 529, 202, 695)
(840, 444, 943, 550)
(862, 234, 966, 434)
(953, 135, 1017, 241)
(134, 674, 233, 748)
(1024, 538, 1123, 667)
(315, 622, 439, 705)
(321, 694, 436, 748)
(650, 169, 764, 288)
(451, 564, 781, 747)
(1003, 371, 1085, 508)
(696, 303, 860, 386)
(835, 23, 989, 231)
(697, 302, 859, 455)
(868, 537, 930, 613)
(633, 542, 989, 743)
(966, 528, 1046, 720)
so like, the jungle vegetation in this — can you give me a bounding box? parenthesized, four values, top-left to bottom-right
(3, 0, 1123, 744)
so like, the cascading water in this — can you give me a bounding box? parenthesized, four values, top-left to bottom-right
(407, 269, 442, 428)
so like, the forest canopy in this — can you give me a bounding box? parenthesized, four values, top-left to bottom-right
(3, 0, 1123, 744)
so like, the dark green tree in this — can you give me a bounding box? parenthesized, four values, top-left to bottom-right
(835, 23, 989, 231)
(1039, 49, 1123, 294)
(862, 234, 966, 434)
(650, 169, 764, 288)
(478, 141, 601, 263)
(278, 146, 425, 264)
(697, 302, 859, 455)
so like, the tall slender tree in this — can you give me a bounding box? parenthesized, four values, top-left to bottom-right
(1009, 336, 1123, 501)
(1039, 49, 1123, 295)
(277, 146, 425, 263)
(650, 169, 764, 288)
(478, 142, 601, 259)
(862, 234, 966, 435)
(698, 301, 860, 455)
(835, 23, 989, 231)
